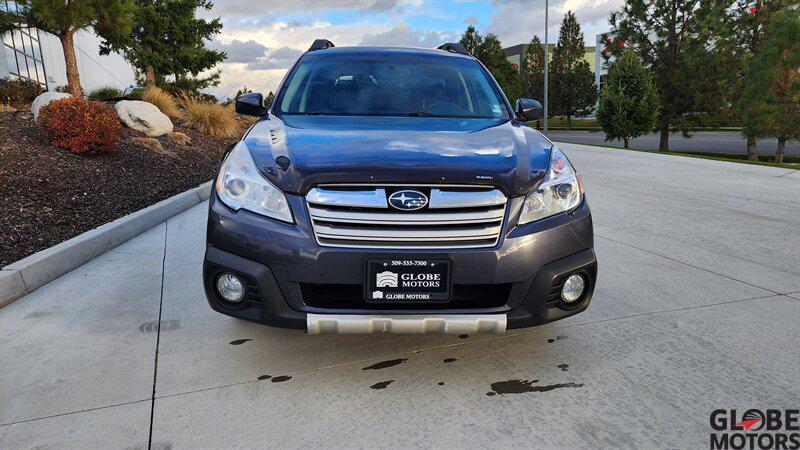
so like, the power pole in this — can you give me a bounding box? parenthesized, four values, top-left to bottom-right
(543, 0, 549, 132)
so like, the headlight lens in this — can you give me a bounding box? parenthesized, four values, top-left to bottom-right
(519, 147, 583, 224)
(216, 141, 293, 223)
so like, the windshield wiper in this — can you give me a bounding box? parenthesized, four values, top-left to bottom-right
(403, 111, 446, 117)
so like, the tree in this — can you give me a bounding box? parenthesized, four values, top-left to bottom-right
(717, 0, 790, 160)
(597, 51, 660, 147)
(609, 0, 728, 151)
(0, 0, 133, 97)
(100, 0, 225, 90)
(522, 36, 545, 102)
(549, 11, 597, 129)
(459, 27, 521, 104)
(459, 25, 482, 56)
(739, 8, 800, 164)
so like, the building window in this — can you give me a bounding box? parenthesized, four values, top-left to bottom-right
(2, 0, 47, 87)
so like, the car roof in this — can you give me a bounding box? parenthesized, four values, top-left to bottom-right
(304, 46, 474, 60)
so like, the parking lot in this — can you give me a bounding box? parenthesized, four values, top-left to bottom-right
(2, 142, 798, 448)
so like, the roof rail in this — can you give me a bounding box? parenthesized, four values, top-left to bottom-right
(437, 42, 470, 56)
(308, 39, 335, 52)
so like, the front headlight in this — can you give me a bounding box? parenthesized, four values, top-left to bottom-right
(518, 146, 583, 225)
(216, 141, 293, 223)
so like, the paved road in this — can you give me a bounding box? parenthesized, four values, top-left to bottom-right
(2, 143, 799, 448)
(546, 130, 800, 157)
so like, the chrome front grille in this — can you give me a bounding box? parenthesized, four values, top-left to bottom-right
(306, 186, 507, 249)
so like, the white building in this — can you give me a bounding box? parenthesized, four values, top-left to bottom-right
(1, 10, 136, 93)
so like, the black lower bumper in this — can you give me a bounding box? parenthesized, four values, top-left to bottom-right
(203, 246, 597, 330)
(203, 190, 597, 330)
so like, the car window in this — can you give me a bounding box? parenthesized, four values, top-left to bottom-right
(277, 52, 509, 118)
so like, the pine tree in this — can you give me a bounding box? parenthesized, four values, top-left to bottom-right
(100, 0, 225, 90)
(609, 0, 728, 151)
(549, 11, 597, 129)
(597, 51, 660, 148)
(717, 0, 790, 160)
(522, 36, 545, 102)
(739, 8, 800, 164)
(0, 0, 134, 97)
(459, 25, 482, 56)
(459, 27, 521, 104)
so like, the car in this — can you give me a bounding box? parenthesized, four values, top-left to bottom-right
(203, 39, 597, 334)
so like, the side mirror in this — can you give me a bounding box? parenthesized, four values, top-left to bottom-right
(515, 98, 543, 121)
(235, 93, 268, 117)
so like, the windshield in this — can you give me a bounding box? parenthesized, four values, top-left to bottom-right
(276, 52, 509, 118)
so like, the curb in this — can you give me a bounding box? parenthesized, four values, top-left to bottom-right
(0, 181, 213, 308)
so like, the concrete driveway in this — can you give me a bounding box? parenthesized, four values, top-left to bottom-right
(2, 142, 798, 449)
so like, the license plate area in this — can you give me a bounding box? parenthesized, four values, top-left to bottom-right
(365, 259, 451, 303)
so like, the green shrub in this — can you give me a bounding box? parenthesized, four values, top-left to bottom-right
(88, 86, 123, 101)
(38, 98, 122, 153)
(0, 77, 44, 106)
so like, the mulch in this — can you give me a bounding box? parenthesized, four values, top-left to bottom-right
(0, 109, 237, 267)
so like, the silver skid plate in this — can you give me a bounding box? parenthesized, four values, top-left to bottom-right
(306, 314, 507, 334)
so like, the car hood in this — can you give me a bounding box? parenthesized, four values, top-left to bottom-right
(243, 115, 553, 197)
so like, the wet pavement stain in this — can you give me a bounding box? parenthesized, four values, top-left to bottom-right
(271, 375, 292, 383)
(557, 364, 569, 371)
(487, 379, 539, 395)
(362, 358, 407, 370)
(229, 339, 252, 345)
(458, 334, 469, 339)
(443, 358, 457, 364)
(547, 335, 568, 344)
(370, 380, 394, 390)
(487, 379, 583, 396)
(257, 375, 271, 380)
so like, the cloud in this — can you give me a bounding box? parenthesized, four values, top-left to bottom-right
(244, 46, 303, 71)
(360, 21, 459, 47)
(485, 0, 622, 46)
(208, 39, 268, 63)
(206, 0, 409, 19)
(463, 14, 478, 25)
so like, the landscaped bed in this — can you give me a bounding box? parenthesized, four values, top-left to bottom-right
(0, 108, 237, 267)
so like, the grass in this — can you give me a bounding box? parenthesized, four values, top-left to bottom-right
(178, 95, 240, 138)
(142, 87, 181, 118)
(87, 86, 123, 101)
(556, 140, 799, 169)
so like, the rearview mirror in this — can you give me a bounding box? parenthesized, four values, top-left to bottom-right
(516, 98, 543, 121)
(235, 93, 268, 117)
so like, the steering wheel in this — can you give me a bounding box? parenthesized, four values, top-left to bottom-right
(423, 101, 470, 115)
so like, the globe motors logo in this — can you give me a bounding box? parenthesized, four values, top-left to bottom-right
(710, 409, 799, 449)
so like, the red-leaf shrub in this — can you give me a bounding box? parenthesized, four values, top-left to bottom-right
(0, 77, 44, 106)
(38, 98, 122, 153)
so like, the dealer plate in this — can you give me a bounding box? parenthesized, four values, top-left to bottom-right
(365, 259, 451, 303)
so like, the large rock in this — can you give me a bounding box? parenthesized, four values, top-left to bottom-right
(32, 92, 72, 121)
(115, 100, 173, 137)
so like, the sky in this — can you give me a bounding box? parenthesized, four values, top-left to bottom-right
(202, 0, 623, 99)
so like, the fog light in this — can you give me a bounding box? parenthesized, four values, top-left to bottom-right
(561, 274, 585, 303)
(216, 272, 244, 303)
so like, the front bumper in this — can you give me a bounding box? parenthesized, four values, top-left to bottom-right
(203, 189, 597, 331)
